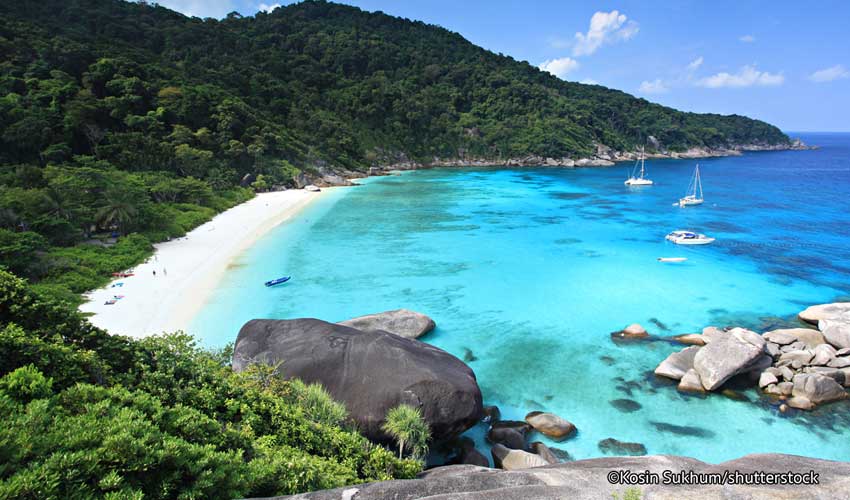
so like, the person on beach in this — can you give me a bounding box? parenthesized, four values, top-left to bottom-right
(153, 270, 156, 277)
(163, 268, 167, 276)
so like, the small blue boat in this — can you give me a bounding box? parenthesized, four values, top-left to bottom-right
(264, 276, 291, 287)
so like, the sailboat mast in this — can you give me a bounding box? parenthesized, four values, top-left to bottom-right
(640, 147, 646, 178)
(696, 165, 702, 199)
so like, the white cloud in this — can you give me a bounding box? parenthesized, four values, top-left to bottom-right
(258, 2, 281, 13)
(572, 10, 639, 56)
(538, 57, 580, 79)
(697, 65, 784, 88)
(153, 0, 239, 18)
(638, 79, 668, 94)
(687, 56, 704, 71)
(808, 64, 850, 83)
(739, 35, 756, 43)
(579, 78, 599, 85)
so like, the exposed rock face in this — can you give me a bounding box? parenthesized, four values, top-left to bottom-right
(272, 454, 850, 500)
(232, 319, 482, 442)
(491, 444, 549, 470)
(820, 319, 850, 349)
(524, 411, 576, 441)
(799, 303, 850, 324)
(654, 346, 699, 380)
(693, 328, 765, 390)
(338, 308, 436, 339)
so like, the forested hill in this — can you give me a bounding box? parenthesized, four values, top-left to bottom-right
(3, 0, 788, 176)
(0, 0, 789, 299)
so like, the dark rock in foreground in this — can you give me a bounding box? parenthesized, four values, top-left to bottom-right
(233, 318, 482, 442)
(271, 454, 847, 499)
(338, 308, 436, 339)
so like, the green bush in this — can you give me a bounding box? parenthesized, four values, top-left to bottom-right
(0, 271, 421, 498)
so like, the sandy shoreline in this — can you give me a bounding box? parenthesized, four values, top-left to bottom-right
(79, 189, 327, 338)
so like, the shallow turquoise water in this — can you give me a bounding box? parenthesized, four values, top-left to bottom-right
(192, 133, 850, 463)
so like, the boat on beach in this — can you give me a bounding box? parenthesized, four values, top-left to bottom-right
(666, 230, 715, 245)
(264, 276, 291, 287)
(625, 147, 653, 186)
(676, 164, 704, 207)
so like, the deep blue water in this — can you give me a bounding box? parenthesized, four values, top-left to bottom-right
(192, 133, 850, 463)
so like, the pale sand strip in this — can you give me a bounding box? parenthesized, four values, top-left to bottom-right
(79, 189, 326, 338)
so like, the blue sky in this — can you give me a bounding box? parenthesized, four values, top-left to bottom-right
(154, 0, 850, 132)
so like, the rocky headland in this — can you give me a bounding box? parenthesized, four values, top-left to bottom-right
(296, 137, 814, 186)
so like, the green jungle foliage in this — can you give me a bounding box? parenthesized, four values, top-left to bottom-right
(0, 0, 788, 299)
(0, 270, 420, 499)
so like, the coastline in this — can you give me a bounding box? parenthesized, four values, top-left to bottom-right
(79, 189, 328, 338)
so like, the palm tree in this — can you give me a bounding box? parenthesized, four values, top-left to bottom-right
(381, 404, 431, 460)
(95, 191, 138, 235)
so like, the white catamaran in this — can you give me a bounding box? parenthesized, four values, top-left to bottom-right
(676, 164, 704, 207)
(625, 147, 653, 186)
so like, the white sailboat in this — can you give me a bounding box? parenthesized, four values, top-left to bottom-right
(676, 164, 704, 207)
(625, 147, 653, 186)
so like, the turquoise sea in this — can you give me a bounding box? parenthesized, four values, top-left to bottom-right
(192, 133, 850, 463)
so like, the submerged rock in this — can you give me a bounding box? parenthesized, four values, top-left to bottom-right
(232, 318, 482, 443)
(524, 411, 576, 441)
(598, 438, 647, 456)
(693, 328, 765, 390)
(338, 308, 436, 339)
(609, 398, 642, 413)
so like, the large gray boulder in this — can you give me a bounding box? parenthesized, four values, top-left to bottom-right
(693, 328, 765, 390)
(654, 346, 700, 380)
(792, 373, 848, 405)
(799, 303, 850, 325)
(820, 318, 850, 349)
(338, 308, 436, 339)
(233, 319, 482, 442)
(272, 454, 850, 499)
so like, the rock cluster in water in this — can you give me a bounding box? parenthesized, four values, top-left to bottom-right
(654, 302, 850, 410)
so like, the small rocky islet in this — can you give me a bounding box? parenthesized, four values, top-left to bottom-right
(649, 302, 850, 411)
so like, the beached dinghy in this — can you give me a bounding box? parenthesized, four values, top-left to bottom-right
(264, 276, 291, 287)
(666, 230, 714, 245)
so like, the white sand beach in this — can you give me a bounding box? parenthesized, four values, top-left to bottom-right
(79, 189, 326, 338)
